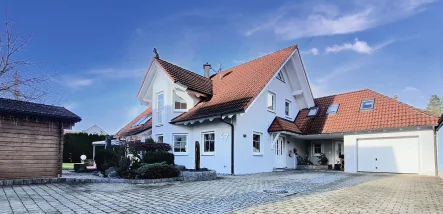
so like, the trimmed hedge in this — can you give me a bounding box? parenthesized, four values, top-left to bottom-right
(142, 152, 174, 165)
(143, 143, 172, 152)
(63, 133, 107, 163)
(135, 163, 180, 179)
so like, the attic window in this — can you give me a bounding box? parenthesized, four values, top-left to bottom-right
(276, 71, 285, 82)
(174, 91, 188, 111)
(361, 99, 375, 110)
(307, 107, 319, 117)
(327, 104, 339, 115)
(132, 115, 152, 127)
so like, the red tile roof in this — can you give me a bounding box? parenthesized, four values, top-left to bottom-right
(116, 106, 152, 137)
(268, 117, 302, 134)
(273, 89, 439, 134)
(155, 58, 213, 95)
(171, 45, 298, 122)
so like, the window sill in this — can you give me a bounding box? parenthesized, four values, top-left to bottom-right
(312, 153, 322, 157)
(173, 110, 188, 113)
(202, 153, 215, 156)
(285, 116, 292, 120)
(267, 109, 276, 113)
(156, 124, 164, 127)
(253, 153, 263, 156)
(173, 153, 188, 156)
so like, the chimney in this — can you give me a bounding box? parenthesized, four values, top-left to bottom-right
(203, 62, 211, 78)
(393, 95, 398, 100)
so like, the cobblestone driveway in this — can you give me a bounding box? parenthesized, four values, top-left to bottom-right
(1, 171, 442, 214)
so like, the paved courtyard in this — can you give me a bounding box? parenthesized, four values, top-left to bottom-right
(1, 171, 442, 214)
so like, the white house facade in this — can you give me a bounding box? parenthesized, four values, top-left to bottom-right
(119, 44, 441, 176)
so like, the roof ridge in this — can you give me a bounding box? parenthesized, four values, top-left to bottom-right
(0, 97, 61, 109)
(367, 89, 439, 119)
(155, 58, 207, 80)
(314, 88, 370, 100)
(214, 44, 298, 77)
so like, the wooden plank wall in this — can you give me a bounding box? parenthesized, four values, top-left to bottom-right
(0, 119, 62, 179)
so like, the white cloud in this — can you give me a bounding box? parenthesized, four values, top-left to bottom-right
(67, 79, 93, 88)
(403, 86, 420, 92)
(317, 62, 365, 83)
(303, 48, 319, 56)
(244, 0, 435, 40)
(126, 103, 146, 120)
(326, 38, 373, 54)
(63, 102, 78, 111)
(90, 68, 145, 79)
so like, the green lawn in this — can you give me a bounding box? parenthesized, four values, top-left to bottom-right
(62, 163, 79, 170)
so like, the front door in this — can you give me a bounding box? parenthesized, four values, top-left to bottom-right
(334, 141, 344, 164)
(274, 136, 286, 168)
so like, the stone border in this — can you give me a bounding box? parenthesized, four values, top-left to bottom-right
(0, 170, 217, 186)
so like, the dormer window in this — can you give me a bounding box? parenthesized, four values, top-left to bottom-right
(276, 71, 285, 82)
(174, 91, 187, 111)
(327, 104, 339, 115)
(361, 99, 374, 110)
(307, 107, 319, 117)
(132, 115, 152, 127)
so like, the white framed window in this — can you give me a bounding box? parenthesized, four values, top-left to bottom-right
(173, 134, 188, 155)
(276, 71, 285, 82)
(156, 134, 163, 143)
(173, 90, 187, 111)
(156, 92, 164, 125)
(360, 99, 375, 111)
(253, 132, 262, 155)
(307, 107, 319, 117)
(202, 132, 215, 155)
(312, 142, 322, 156)
(326, 104, 339, 115)
(285, 100, 291, 118)
(267, 91, 276, 112)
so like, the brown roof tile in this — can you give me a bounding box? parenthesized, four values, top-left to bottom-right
(116, 106, 152, 137)
(268, 117, 302, 134)
(292, 89, 439, 134)
(171, 45, 298, 122)
(155, 58, 213, 95)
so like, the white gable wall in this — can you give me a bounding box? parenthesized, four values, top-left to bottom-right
(437, 125, 443, 178)
(234, 58, 306, 174)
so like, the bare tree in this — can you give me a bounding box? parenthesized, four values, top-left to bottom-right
(0, 17, 49, 101)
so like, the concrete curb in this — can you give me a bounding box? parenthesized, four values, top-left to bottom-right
(0, 170, 217, 186)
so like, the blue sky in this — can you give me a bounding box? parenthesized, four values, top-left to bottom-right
(1, 0, 442, 134)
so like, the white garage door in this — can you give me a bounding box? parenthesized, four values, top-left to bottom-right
(357, 137, 419, 173)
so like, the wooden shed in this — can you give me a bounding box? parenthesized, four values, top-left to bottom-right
(0, 98, 81, 179)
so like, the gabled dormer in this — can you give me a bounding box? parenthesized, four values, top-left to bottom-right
(137, 57, 212, 108)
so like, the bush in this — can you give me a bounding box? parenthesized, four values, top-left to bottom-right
(135, 163, 180, 179)
(142, 143, 172, 152)
(317, 153, 329, 165)
(142, 152, 174, 165)
(94, 149, 119, 172)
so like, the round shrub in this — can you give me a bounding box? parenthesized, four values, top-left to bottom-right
(135, 163, 180, 179)
(142, 151, 174, 165)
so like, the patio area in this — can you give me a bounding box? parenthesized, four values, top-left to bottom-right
(1, 171, 442, 213)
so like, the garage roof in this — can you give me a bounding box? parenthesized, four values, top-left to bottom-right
(269, 89, 439, 134)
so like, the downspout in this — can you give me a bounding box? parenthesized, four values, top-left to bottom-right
(221, 115, 235, 175)
(433, 126, 438, 176)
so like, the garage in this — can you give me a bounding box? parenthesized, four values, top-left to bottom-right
(357, 137, 419, 173)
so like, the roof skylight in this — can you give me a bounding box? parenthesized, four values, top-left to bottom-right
(132, 115, 152, 127)
(307, 107, 319, 117)
(327, 104, 339, 115)
(361, 99, 375, 110)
